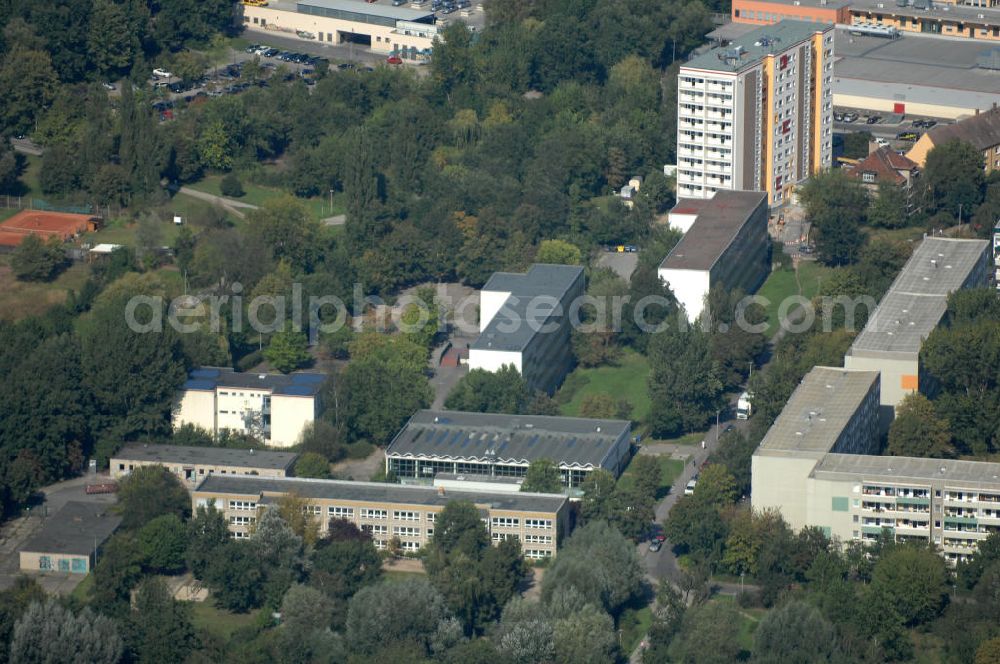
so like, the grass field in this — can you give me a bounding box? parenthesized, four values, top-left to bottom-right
(189, 602, 260, 640)
(617, 455, 685, 499)
(69, 573, 94, 603)
(0, 257, 91, 321)
(558, 350, 651, 423)
(618, 605, 653, 656)
(756, 261, 835, 337)
(187, 174, 344, 221)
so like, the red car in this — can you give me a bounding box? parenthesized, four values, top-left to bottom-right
(386, 56, 403, 65)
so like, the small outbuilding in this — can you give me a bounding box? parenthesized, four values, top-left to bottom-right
(18, 501, 122, 575)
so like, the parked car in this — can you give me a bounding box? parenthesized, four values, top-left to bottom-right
(393, 0, 406, 5)
(834, 112, 844, 122)
(264, 48, 280, 57)
(624, 244, 638, 253)
(102, 82, 116, 91)
(152, 68, 173, 78)
(245, 44, 261, 53)
(799, 244, 814, 254)
(843, 112, 859, 123)
(387, 55, 403, 65)
(648, 539, 662, 552)
(684, 477, 698, 496)
(896, 131, 919, 141)
(875, 136, 890, 148)
(913, 119, 937, 129)
(866, 115, 882, 125)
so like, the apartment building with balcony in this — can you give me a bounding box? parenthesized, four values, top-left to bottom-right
(844, 237, 990, 430)
(174, 368, 324, 448)
(676, 20, 834, 205)
(192, 475, 570, 559)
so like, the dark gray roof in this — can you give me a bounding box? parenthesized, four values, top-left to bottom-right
(194, 475, 568, 513)
(385, 410, 630, 469)
(849, 238, 989, 357)
(183, 367, 325, 397)
(21, 502, 121, 556)
(658, 191, 767, 272)
(927, 105, 1000, 151)
(685, 20, 830, 73)
(113, 443, 298, 471)
(472, 264, 585, 353)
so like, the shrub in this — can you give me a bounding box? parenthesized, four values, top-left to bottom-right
(220, 173, 245, 198)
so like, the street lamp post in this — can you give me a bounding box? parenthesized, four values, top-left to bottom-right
(716, 409, 720, 443)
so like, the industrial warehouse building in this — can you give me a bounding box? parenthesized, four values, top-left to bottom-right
(385, 410, 633, 488)
(658, 190, 770, 321)
(677, 20, 834, 205)
(174, 368, 324, 448)
(193, 475, 570, 558)
(752, 366, 1000, 565)
(240, 0, 438, 58)
(110, 443, 298, 486)
(468, 264, 585, 395)
(843, 237, 990, 429)
(19, 502, 122, 575)
(848, 0, 1000, 43)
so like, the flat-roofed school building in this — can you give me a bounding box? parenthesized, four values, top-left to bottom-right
(843, 237, 990, 430)
(175, 368, 324, 448)
(241, 0, 438, 59)
(658, 190, 770, 321)
(468, 264, 585, 395)
(110, 443, 298, 486)
(19, 502, 122, 574)
(385, 410, 633, 488)
(193, 475, 570, 559)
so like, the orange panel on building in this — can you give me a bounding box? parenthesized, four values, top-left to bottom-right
(732, 0, 850, 26)
(900, 374, 919, 390)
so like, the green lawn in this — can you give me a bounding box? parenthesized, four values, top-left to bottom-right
(382, 570, 425, 584)
(558, 350, 651, 423)
(186, 174, 343, 221)
(189, 602, 260, 641)
(0, 257, 91, 321)
(756, 261, 835, 337)
(617, 455, 685, 499)
(618, 605, 653, 655)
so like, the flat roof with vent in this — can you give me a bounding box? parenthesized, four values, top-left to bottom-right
(684, 20, 830, 73)
(848, 237, 988, 358)
(385, 410, 631, 469)
(182, 367, 326, 397)
(658, 191, 767, 271)
(758, 366, 880, 456)
(113, 443, 298, 471)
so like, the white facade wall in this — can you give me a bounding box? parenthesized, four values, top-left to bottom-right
(216, 388, 270, 433)
(174, 390, 216, 432)
(751, 454, 822, 531)
(676, 71, 739, 200)
(657, 268, 711, 321)
(666, 211, 700, 233)
(480, 290, 513, 332)
(269, 394, 318, 448)
(468, 348, 523, 374)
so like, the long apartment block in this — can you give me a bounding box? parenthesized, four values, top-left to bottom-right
(752, 365, 1000, 564)
(193, 475, 571, 559)
(676, 20, 834, 205)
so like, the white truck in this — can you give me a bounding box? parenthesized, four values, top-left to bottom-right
(736, 392, 753, 420)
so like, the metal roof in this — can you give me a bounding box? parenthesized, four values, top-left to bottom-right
(295, 0, 434, 21)
(758, 367, 880, 456)
(180, 367, 326, 396)
(812, 453, 1000, 489)
(20, 502, 122, 556)
(848, 237, 989, 358)
(658, 191, 767, 272)
(385, 410, 630, 469)
(113, 443, 298, 471)
(471, 264, 584, 353)
(194, 475, 569, 513)
(684, 20, 830, 73)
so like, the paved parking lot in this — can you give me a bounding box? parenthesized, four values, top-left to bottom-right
(597, 250, 639, 282)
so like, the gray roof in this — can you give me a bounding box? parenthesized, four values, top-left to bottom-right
(295, 0, 434, 21)
(113, 443, 298, 471)
(194, 475, 568, 513)
(833, 28, 1000, 106)
(927, 106, 1000, 151)
(386, 409, 630, 469)
(471, 264, 584, 353)
(21, 502, 121, 556)
(684, 20, 830, 73)
(848, 237, 988, 357)
(812, 453, 1000, 489)
(758, 367, 880, 456)
(658, 191, 767, 272)
(182, 367, 325, 397)
(851, 0, 1000, 27)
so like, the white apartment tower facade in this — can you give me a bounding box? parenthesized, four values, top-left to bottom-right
(676, 20, 834, 205)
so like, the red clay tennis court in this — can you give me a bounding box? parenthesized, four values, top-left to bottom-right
(0, 210, 101, 248)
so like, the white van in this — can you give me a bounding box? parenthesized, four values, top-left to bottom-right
(684, 477, 698, 496)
